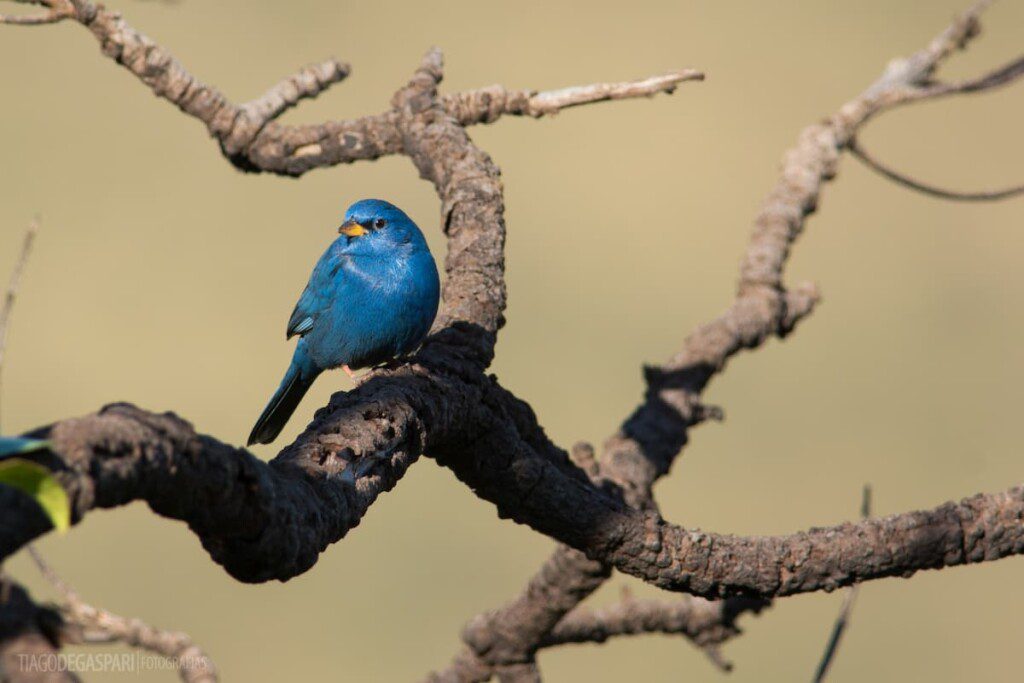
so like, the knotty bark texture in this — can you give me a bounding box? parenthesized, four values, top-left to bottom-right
(1, 1, 1022, 681)
(428, 2, 1024, 679)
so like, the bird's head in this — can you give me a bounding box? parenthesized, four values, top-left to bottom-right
(337, 199, 428, 256)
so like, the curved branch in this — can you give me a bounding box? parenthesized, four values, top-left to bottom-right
(428, 546, 611, 683)
(439, 1, 1017, 677)
(0, 354, 497, 582)
(427, 385, 1024, 597)
(848, 137, 1024, 201)
(3, 2, 1021, 681)
(0, 0, 701, 592)
(0, 41, 525, 581)
(543, 592, 768, 671)
(392, 48, 508, 344)
(7, 398, 1024, 600)
(2, 0, 1014, 604)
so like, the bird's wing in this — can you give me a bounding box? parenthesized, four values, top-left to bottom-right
(285, 246, 342, 339)
(286, 311, 314, 338)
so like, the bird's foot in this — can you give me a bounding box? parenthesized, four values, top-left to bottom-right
(342, 364, 374, 387)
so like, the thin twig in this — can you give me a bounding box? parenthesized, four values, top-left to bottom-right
(812, 484, 872, 683)
(907, 54, 1024, 102)
(0, 218, 38, 431)
(25, 546, 71, 599)
(240, 58, 350, 124)
(849, 139, 1024, 201)
(0, 11, 69, 25)
(0, 0, 73, 25)
(441, 69, 704, 127)
(524, 69, 704, 116)
(539, 586, 768, 673)
(27, 546, 219, 683)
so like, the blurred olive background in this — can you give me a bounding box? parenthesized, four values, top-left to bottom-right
(1, 0, 1023, 680)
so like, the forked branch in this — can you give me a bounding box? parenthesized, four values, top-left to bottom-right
(433, 1, 1024, 679)
(0, 1, 1022, 682)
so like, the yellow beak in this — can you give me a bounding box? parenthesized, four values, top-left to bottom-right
(339, 220, 365, 237)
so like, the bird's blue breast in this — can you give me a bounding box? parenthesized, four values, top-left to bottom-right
(298, 244, 439, 372)
(250, 199, 438, 446)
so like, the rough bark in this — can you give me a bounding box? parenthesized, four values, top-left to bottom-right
(429, 2, 1024, 678)
(1, 1, 1022, 682)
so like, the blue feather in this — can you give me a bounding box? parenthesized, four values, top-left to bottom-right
(289, 316, 314, 337)
(249, 199, 440, 446)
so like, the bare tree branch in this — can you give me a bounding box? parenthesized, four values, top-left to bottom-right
(540, 589, 768, 670)
(848, 138, 1024, 201)
(882, 53, 1024, 106)
(240, 59, 350, 123)
(7, 402, 1024, 597)
(0, 219, 38, 428)
(0, 0, 699, 176)
(0, 217, 65, 683)
(433, 2, 1020, 678)
(0, 0, 72, 26)
(26, 547, 217, 683)
(1, 2, 1022, 681)
(811, 484, 872, 683)
(0, 0, 1016, 601)
(443, 70, 704, 124)
(0, 575, 76, 683)
(427, 546, 611, 683)
(0, 217, 215, 683)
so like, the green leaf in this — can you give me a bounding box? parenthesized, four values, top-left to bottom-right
(0, 458, 70, 533)
(0, 436, 50, 458)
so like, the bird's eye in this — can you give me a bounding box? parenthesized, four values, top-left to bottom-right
(373, 218, 387, 229)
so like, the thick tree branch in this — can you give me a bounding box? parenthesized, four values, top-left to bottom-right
(10, 400, 1024, 598)
(0, 383, 441, 583)
(1, 0, 1016, 601)
(2, 2, 1022, 681)
(811, 484, 870, 682)
(431, 391, 1024, 597)
(1, 14, 531, 581)
(0, 46, 600, 593)
(435, 1, 1020, 678)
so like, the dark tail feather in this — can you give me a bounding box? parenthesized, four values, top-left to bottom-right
(248, 362, 315, 446)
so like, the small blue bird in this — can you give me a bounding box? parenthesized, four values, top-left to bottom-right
(248, 199, 440, 446)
